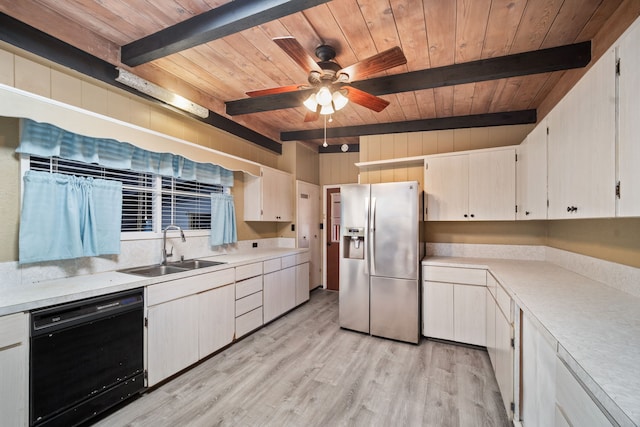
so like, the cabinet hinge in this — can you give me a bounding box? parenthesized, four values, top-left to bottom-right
(547, 199, 550, 208)
(515, 205, 518, 213)
(510, 402, 515, 412)
(144, 370, 148, 380)
(144, 317, 148, 327)
(425, 162, 428, 170)
(511, 338, 515, 348)
(616, 58, 621, 76)
(616, 181, 621, 199)
(546, 126, 549, 135)
(515, 153, 518, 162)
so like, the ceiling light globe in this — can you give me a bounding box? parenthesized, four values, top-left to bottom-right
(303, 93, 318, 112)
(320, 104, 335, 115)
(332, 90, 349, 111)
(316, 87, 333, 106)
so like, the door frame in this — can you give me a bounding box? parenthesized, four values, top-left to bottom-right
(322, 184, 341, 289)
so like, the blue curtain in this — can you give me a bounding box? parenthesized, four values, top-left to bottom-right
(210, 194, 237, 246)
(19, 171, 122, 264)
(17, 119, 234, 187)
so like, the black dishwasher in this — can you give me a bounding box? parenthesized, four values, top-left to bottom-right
(30, 288, 145, 427)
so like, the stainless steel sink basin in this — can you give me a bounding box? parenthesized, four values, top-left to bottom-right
(120, 259, 226, 277)
(121, 264, 188, 277)
(168, 259, 226, 269)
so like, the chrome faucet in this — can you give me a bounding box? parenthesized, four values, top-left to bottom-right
(162, 224, 186, 265)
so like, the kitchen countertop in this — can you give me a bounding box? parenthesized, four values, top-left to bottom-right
(0, 248, 308, 317)
(423, 256, 640, 427)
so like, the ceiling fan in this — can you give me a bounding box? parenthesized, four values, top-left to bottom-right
(246, 37, 407, 122)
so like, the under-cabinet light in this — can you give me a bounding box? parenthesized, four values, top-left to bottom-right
(116, 68, 209, 119)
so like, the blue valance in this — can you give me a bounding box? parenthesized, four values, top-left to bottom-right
(210, 194, 237, 246)
(17, 119, 234, 187)
(19, 171, 122, 264)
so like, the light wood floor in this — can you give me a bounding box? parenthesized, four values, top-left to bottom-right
(94, 289, 510, 427)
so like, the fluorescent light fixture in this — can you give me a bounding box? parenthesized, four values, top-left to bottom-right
(116, 68, 209, 119)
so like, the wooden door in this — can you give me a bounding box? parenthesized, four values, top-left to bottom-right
(326, 188, 340, 291)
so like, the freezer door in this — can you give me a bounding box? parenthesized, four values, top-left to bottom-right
(370, 182, 418, 280)
(339, 184, 370, 334)
(370, 276, 419, 343)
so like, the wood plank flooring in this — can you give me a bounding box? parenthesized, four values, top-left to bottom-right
(94, 289, 510, 427)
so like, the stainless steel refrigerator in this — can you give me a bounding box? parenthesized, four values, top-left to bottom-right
(339, 181, 421, 344)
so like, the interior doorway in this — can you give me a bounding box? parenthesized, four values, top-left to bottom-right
(324, 187, 341, 291)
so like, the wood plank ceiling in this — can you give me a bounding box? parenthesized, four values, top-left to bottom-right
(0, 0, 626, 151)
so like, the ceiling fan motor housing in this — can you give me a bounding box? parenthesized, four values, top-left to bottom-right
(308, 44, 342, 85)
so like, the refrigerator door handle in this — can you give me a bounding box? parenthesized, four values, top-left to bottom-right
(370, 197, 376, 275)
(364, 197, 370, 275)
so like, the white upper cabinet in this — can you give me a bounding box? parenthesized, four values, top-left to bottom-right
(425, 147, 516, 221)
(517, 121, 548, 220)
(617, 18, 640, 217)
(547, 47, 616, 219)
(244, 167, 293, 222)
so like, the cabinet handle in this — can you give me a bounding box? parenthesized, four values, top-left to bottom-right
(566, 206, 578, 213)
(464, 214, 468, 218)
(470, 214, 475, 218)
(525, 211, 530, 216)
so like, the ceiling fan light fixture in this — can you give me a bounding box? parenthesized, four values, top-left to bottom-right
(316, 86, 333, 106)
(332, 89, 349, 111)
(319, 104, 335, 115)
(303, 93, 318, 112)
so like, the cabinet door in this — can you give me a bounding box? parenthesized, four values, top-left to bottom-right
(0, 313, 28, 427)
(295, 262, 310, 305)
(198, 284, 235, 359)
(424, 155, 469, 221)
(495, 309, 514, 420)
(617, 19, 640, 216)
(454, 284, 486, 346)
(469, 148, 516, 220)
(262, 168, 293, 221)
(486, 289, 496, 369)
(281, 266, 296, 312)
(422, 281, 454, 340)
(147, 295, 199, 386)
(547, 48, 616, 219)
(263, 270, 282, 323)
(517, 123, 548, 220)
(243, 173, 263, 221)
(522, 314, 557, 427)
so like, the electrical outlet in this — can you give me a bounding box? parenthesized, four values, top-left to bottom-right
(252, 242, 258, 248)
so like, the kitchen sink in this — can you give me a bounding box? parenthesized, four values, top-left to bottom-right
(167, 259, 226, 269)
(120, 259, 226, 277)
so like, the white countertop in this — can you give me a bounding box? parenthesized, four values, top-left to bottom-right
(0, 248, 307, 316)
(423, 256, 640, 427)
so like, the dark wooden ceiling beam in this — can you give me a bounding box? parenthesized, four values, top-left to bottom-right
(226, 41, 590, 116)
(281, 110, 537, 141)
(121, 0, 331, 67)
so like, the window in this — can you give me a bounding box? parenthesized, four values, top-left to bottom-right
(28, 156, 224, 234)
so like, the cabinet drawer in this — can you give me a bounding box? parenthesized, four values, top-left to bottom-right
(236, 291, 263, 316)
(281, 255, 296, 268)
(235, 262, 262, 281)
(496, 283, 512, 322)
(236, 275, 262, 299)
(0, 312, 28, 347)
(263, 258, 281, 274)
(296, 251, 310, 264)
(423, 265, 486, 286)
(147, 268, 235, 306)
(235, 307, 263, 338)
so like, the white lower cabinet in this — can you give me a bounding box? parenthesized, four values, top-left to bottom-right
(0, 312, 29, 427)
(146, 269, 235, 386)
(295, 261, 310, 305)
(235, 263, 264, 338)
(263, 254, 310, 324)
(199, 284, 235, 358)
(555, 358, 612, 427)
(147, 294, 199, 387)
(485, 273, 514, 421)
(422, 266, 486, 346)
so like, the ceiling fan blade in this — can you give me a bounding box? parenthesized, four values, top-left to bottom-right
(273, 36, 323, 74)
(304, 107, 320, 122)
(345, 86, 390, 112)
(246, 84, 307, 97)
(337, 46, 407, 81)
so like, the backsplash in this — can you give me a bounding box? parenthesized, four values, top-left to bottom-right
(0, 237, 295, 292)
